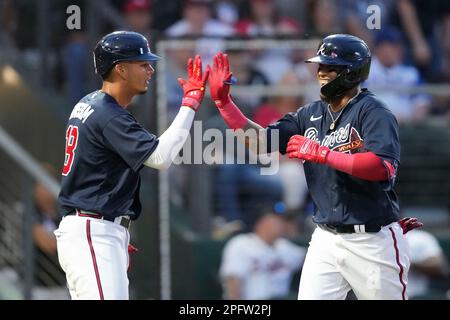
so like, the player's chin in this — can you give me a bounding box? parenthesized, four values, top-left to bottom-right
(137, 87, 149, 95)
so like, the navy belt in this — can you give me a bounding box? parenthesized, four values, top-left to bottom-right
(318, 223, 386, 234)
(67, 209, 131, 229)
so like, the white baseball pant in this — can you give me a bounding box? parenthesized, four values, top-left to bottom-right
(298, 221, 410, 300)
(54, 215, 130, 300)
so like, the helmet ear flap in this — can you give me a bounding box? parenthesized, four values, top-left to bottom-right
(342, 67, 361, 88)
(320, 67, 359, 100)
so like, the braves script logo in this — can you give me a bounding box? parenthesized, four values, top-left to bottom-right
(304, 124, 364, 153)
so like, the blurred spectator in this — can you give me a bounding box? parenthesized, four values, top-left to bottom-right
(32, 163, 68, 299)
(429, 95, 450, 124)
(205, 65, 282, 236)
(215, 0, 240, 27)
(253, 49, 294, 86)
(337, 0, 397, 48)
(253, 71, 309, 210)
(406, 229, 449, 299)
(165, 0, 234, 67)
(0, 0, 20, 68)
(365, 27, 431, 123)
(151, 0, 183, 31)
(0, 0, 17, 39)
(219, 203, 306, 300)
(305, 0, 342, 38)
(235, 0, 302, 37)
(276, 0, 307, 29)
(226, 49, 269, 114)
(213, 163, 283, 234)
(61, 31, 89, 105)
(166, 0, 234, 37)
(396, 0, 450, 81)
(234, 0, 301, 85)
(292, 47, 321, 104)
(163, 48, 196, 119)
(123, 0, 156, 40)
(121, 0, 161, 127)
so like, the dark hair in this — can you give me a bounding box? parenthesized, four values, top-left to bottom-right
(249, 201, 286, 229)
(100, 66, 114, 81)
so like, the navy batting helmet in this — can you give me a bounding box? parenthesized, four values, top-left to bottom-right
(93, 31, 161, 76)
(305, 34, 371, 100)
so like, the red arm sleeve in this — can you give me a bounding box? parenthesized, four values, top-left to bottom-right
(217, 97, 248, 130)
(325, 151, 392, 181)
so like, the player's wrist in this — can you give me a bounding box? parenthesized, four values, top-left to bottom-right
(213, 94, 232, 109)
(181, 96, 201, 111)
(181, 88, 205, 111)
(317, 146, 331, 164)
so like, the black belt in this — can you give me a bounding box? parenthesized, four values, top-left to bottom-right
(317, 222, 388, 234)
(67, 209, 131, 230)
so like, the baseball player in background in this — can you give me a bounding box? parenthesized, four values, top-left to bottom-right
(54, 31, 209, 299)
(220, 204, 306, 300)
(207, 34, 422, 300)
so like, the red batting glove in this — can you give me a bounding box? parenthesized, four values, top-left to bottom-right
(178, 54, 209, 111)
(286, 135, 330, 164)
(207, 51, 233, 108)
(398, 217, 423, 234)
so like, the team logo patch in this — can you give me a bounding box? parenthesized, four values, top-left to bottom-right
(334, 127, 365, 154)
(304, 125, 365, 154)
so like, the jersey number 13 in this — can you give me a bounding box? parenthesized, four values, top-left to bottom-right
(62, 125, 79, 176)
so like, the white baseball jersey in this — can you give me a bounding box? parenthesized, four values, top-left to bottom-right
(406, 229, 443, 298)
(219, 233, 306, 300)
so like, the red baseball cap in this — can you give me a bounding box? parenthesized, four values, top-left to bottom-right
(123, 0, 152, 13)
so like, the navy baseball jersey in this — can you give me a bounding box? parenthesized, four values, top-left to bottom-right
(267, 89, 400, 226)
(58, 91, 158, 220)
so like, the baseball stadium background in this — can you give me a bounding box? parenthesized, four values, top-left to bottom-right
(0, 0, 449, 300)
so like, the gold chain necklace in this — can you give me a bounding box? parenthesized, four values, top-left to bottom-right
(327, 89, 361, 130)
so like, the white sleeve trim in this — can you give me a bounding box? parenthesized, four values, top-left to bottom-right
(144, 107, 194, 170)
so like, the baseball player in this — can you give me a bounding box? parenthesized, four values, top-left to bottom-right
(54, 31, 209, 299)
(219, 204, 306, 300)
(207, 34, 422, 300)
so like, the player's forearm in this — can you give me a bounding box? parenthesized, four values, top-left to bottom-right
(411, 256, 449, 277)
(218, 97, 269, 155)
(325, 151, 389, 181)
(217, 96, 249, 130)
(144, 106, 194, 170)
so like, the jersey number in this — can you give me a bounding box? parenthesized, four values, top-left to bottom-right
(62, 125, 79, 176)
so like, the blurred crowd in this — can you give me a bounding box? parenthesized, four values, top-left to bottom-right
(2, 0, 450, 236)
(1, 0, 449, 123)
